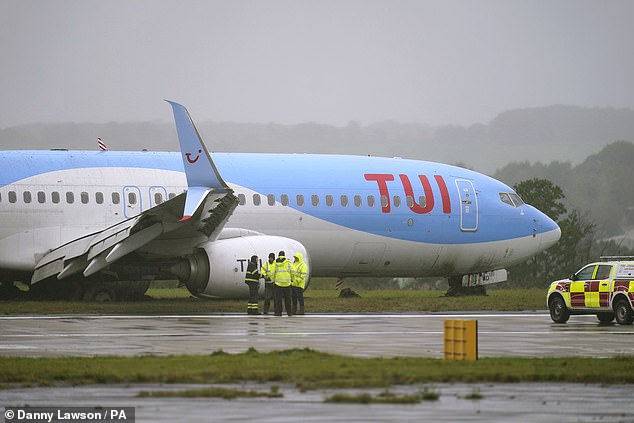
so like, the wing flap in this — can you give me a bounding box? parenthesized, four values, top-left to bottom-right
(31, 101, 239, 284)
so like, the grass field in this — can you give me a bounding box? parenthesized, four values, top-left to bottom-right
(0, 284, 546, 315)
(1, 349, 633, 390)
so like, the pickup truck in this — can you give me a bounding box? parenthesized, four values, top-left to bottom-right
(547, 257, 634, 325)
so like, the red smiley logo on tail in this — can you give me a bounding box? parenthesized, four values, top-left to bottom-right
(185, 149, 202, 164)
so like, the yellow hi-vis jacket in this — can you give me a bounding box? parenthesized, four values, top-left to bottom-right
(273, 256, 292, 287)
(291, 253, 308, 290)
(260, 260, 275, 283)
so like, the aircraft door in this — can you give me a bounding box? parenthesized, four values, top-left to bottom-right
(455, 179, 478, 231)
(123, 186, 142, 218)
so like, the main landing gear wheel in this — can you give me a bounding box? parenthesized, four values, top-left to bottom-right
(0, 282, 21, 300)
(82, 283, 117, 302)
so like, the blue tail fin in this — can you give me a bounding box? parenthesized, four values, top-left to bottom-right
(166, 100, 230, 220)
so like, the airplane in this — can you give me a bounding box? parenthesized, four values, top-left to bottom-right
(0, 101, 561, 301)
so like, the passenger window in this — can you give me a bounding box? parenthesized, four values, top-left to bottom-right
(354, 195, 362, 207)
(499, 193, 514, 207)
(253, 194, 261, 206)
(380, 195, 388, 208)
(311, 195, 319, 206)
(340, 195, 349, 207)
(280, 194, 289, 206)
(296, 194, 304, 206)
(112, 192, 120, 205)
(128, 192, 137, 205)
(168, 193, 176, 199)
(238, 194, 246, 206)
(595, 265, 612, 280)
(66, 192, 74, 204)
(406, 195, 414, 208)
(267, 194, 275, 206)
(52, 192, 60, 204)
(23, 191, 32, 203)
(419, 196, 426, 208)
(326, 195, 333, 206)
(37, 191, 46, 204)
(367, 195, 375, 207)
(81, 192, 89, 204)
(9, 191, 16, 203)
(154, 192, 163, 205)
(393, 195, 401, 208)
(96, 192, 104, 204)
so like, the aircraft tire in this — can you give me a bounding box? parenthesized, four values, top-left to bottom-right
(83, 283, 117, 302)
(0, 282, 21, 300)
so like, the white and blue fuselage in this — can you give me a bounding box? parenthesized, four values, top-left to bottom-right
(0, 149, 560, 283)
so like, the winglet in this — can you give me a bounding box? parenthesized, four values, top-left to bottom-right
(166, 100, 230, 219)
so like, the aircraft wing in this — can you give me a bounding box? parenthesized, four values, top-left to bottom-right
(31, 101, 238, 284)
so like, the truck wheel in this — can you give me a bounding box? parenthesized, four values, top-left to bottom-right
(614, 299, 634, 325)
(549, 296, 570, 323)
(596, 312, 614, 323)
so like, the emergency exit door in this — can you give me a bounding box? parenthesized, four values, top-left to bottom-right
(455, 179, 478, 231)
(123, 186, 142, 218)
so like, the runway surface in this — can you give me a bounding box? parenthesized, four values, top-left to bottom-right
(2, 382, 633, 423)
(2, 312, 634, 422)
(1, 312, 634, 358)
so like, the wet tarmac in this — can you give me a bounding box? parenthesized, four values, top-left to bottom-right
(2, 312, 634, 422)
(1, 312, 634, 358)
(2, 382, 633, 422)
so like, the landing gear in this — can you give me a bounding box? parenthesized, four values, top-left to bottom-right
(0, 282, 22, 300)
(25, 277, 151, 302)
(81, 279, 151, 302)
(445, 277, 487, 296)
(82, 282, 117, 302)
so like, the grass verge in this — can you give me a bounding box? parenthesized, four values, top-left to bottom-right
(137, 386, 283, 399)
(325, 391, 425, 404)
(1, 348, 633, 389)
(0, 288, 546, 314)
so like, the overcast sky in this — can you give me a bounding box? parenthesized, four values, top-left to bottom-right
(1, 0, 633, 127)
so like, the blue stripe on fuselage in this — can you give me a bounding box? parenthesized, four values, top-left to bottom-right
(0, 151, 183, 186)
(0, 151, 546, 244)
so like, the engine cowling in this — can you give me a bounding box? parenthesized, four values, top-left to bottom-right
(171, 236, 310, 299)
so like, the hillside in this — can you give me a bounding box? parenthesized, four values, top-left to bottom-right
(2, 105, 633, 174)
(495, 141, 634, 238)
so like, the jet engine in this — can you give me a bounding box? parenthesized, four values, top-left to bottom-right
(171, 236, 310, 298)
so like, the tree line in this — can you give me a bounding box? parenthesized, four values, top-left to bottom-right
(507, 178, 633, 288)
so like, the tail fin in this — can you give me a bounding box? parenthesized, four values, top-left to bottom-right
(166, 100, 231, 220)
